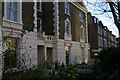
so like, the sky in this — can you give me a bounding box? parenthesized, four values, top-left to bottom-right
(96, 14, 119, 37)
(84, 1, 119, 37)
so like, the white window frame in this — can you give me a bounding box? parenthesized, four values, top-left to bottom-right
(94, 17, 97, 23)
(6, 2, 20, 22)
(108, 34, 111, 40)
(37, 18, 42, 31)
(109, 41, 111, 47)
(65, 18, 71, 36)
(98, 26, 101, 34)
(103, 30, 107, 36)
(64, 2, 70, 15)
(79, 12, 84, 22)
(104, 38, 107, 47)
(111, 35, 113, 41)
(80, 26, 84, 39)
(101, 37, 103, 47)
(98, 36, 101, 46)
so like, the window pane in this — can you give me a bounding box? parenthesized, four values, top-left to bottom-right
(7, 8, 10, 20)
(6, 2, 10, 8)
(80, 13, 84, 22)
(10, 9, 14, 21)
(6, 2, 18, 22)
(65, 21, 70, 35)
(64, 2, 69, 14)
(14, 11, 17, 21)
(37, 2, 40, 10)
(37, 18, 42, 31)
(13, 2, 18, 9)
(80, 27, 84, 39)
(66, 23, 69, 34)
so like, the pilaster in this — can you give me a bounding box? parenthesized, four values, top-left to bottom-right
(85, 13, 88, 43)
(53, 1, 59, 63)
(33, 1, 37, 32)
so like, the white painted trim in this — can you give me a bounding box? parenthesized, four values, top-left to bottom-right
(64, 18, 71, 36)
(3, 19, 23, 25)
(85, 13, 88, 43)
(80, 25, 85, 43)
(64, 18, 72, 41)
(64, 2, 70, 16)
(70, 2, 88, 13)
(19, 1, 23, 24)
(37, 18, 42, 31)
(53, 2, 59, 63)
(33, 1, 37, 32)
(53, 2, 59, 40)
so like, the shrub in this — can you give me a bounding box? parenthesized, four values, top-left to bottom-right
(2, 68, 47, 80)
(49, 64, 79, 80)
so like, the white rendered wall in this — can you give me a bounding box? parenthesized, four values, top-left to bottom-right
(54, 40, 90, 65)
(56, 40, 66, 64)
(70, 42, 81, 64)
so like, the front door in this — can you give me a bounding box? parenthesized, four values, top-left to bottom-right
(65, 46, 70, 65)
(37, 45, 45, 68)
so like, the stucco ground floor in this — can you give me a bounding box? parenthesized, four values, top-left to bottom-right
(0, 30, 90, 79)
(18, 31, 90, 67)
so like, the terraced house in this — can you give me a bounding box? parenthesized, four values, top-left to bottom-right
(87, 12, 117, 60)
(0, 1, 90, 79)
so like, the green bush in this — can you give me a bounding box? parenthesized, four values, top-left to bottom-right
(50, 64, 79, 79)
(3, 50, 17, 70)
(98, 47, 120, 72)
(2, 69, 47, 80)
(3, 64, 102, 80)
(2, 64, 80, 80)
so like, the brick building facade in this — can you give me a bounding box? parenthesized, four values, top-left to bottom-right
(88, 12, 117, 59)
(0, 1, 90, 79)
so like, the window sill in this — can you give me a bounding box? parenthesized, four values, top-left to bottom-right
(80, 20, 84, 23)
(3, 19, 23, 25)
(37, 10, 42, 12)
(64, 34, 72, 41)
(80, 38, 85, 42)
(65, 33, 71, 36)
(65, 13, 70, 16)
